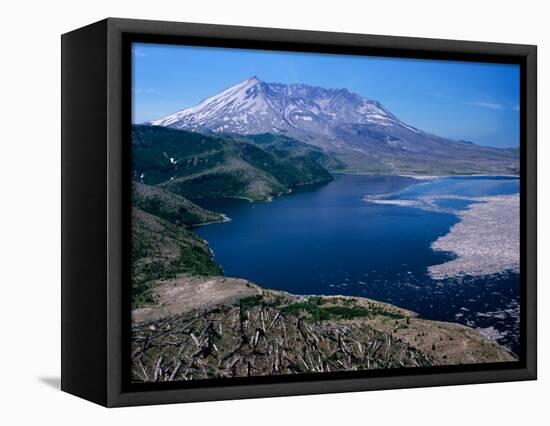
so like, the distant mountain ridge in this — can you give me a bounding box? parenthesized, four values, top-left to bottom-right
(149, 77, 519, 175)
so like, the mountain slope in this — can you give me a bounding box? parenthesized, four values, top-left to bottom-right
(131, 207, 222, 307)
(133, 182, 226, 227)
(150, 77, 519, 175)
(132, 125, 334, 200)
(237, 133, 347, 171)
(150, 76, 401, 138)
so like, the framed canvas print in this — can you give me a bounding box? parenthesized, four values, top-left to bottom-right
(61, 18, 537, 407)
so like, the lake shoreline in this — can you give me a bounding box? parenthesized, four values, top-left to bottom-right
(428, 194, 520, 279)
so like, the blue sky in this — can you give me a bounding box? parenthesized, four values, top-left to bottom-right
(133, 43, 520, 148)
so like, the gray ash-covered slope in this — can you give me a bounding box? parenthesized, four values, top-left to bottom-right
(150, 77, 518, 175)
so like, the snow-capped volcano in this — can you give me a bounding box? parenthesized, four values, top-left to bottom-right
(149, 77, 519, 175)
(150, 76, 411, 143)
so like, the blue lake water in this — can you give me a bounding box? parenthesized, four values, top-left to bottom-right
(193, 175, 520, 354)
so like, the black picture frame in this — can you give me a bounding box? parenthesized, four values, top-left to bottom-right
(61, 17, 537, 407)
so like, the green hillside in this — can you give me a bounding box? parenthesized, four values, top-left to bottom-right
(131, 207, 222, 307)
(133, 182, 225, 227)
(132, 125, 337, 201)
(240, 133, 347, 171)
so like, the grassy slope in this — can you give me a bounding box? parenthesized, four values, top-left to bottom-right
(132, 125, 335, 201)
(237, 133, 347, 172)
(132, 196, 223, 307)
(133, 182, 225, 227)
